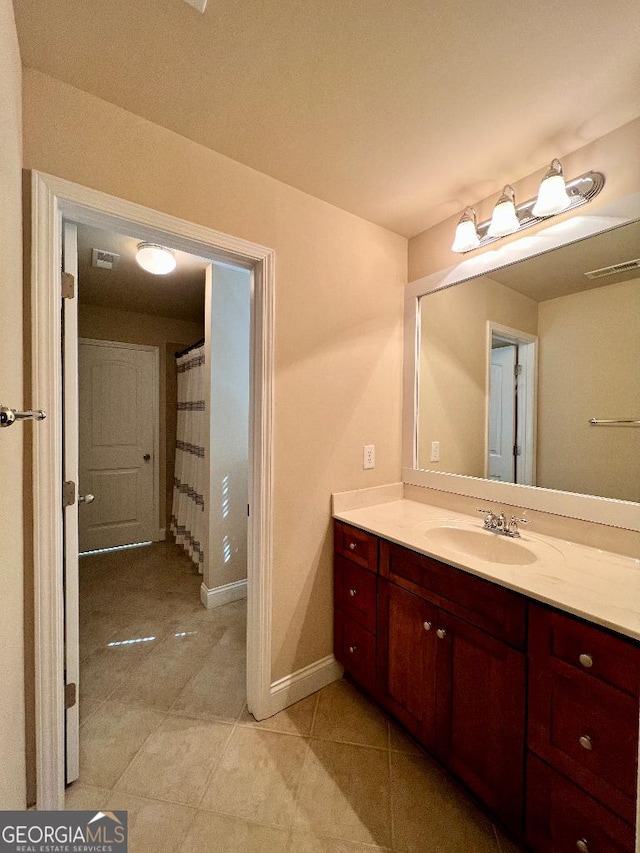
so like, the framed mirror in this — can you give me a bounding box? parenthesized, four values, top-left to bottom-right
(403, 194, 640, 530)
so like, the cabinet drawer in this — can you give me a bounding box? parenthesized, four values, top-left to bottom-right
(383, 541, 527, 648)
(336, 555, 377, 633)
(530, 603, 640, 696)
(341, 618, 376, 695)
(527, 754, 635, 853)
(335, 521, 378, 572)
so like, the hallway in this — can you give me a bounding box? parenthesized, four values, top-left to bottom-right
(69, 542, 522, 852)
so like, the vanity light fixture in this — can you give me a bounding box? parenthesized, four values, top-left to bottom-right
(532, 158, 572, 217)
(451, 206, 481, 253)
(135, 243, 177, 275)
(487, 185, 520, 238)
(450, 165, 605, 253)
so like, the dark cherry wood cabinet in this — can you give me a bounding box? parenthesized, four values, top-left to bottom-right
(333, 520, 639, 850)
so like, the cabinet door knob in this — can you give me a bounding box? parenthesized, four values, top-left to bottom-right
(349, 588, 357, 597)
(349, 542, 357, 551)
(348, 645, 357, 654)
(579, 735, 593, 751)
(579, 653, 593, 669)
(436, 628, 447, 639)
(423, 621, 432, 632)
(576, 840, 589, 853)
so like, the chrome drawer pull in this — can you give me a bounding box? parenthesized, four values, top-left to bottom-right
(576, 839, 589, 853)
(348, 542, 357, 551)
(436, 628, 447, 639)
(579, 653, 593, 669)
(579, 735, 593, 751)
(348, 645, 357, 654)
(423, 621, 432, 632)
(349, 588, 357, 597)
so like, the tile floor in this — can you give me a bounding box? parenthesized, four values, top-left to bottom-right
(70, 541, 525, 852)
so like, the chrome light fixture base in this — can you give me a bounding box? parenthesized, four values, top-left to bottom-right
(453, 170, 605, 253)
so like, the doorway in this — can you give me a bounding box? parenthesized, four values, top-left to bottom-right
(30, 172, 275, 809)
(486, 322, 537, 486)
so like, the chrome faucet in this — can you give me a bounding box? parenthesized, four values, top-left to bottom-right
(476, 508, 529, 538)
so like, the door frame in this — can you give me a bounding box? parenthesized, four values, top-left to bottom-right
(485, 322, 538, 486)
(78, 338, 161, 550)
(30, 171, 275, 809)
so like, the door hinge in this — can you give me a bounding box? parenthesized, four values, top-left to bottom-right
(61, 271, 75, 299)
(513, 444, 522, 457)
(514, 364, 522, 376)
(64, 682, 77, 710)
(63, 480, 76, 507)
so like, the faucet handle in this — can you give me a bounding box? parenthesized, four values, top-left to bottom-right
(476, 507, 497, 528)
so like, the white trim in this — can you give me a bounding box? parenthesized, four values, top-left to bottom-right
(78, 338, 161, 549)
(403, 194, 640, 532)
(157, 528, 166, 541)
(200, 579, 247, 609)
(260, 655, 343, 720)
(30, 171, 275, 809)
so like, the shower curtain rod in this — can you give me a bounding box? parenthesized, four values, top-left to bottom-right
(175, 338, 205, 359)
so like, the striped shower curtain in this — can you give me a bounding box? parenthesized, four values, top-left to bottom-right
(171, 343, 206, 571)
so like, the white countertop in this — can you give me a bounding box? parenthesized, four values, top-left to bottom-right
(333, 497, 640, 642)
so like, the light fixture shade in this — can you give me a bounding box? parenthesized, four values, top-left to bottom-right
(451, 207, 480, 252)
(532, 159, 571, 217)
(136, 243, 177, 275)
(487, 185, 519, 237)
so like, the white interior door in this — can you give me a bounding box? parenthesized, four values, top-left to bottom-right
(488, 344, 516, 482)
(78, 340, 159, 552)
(62, 221, 80, 784)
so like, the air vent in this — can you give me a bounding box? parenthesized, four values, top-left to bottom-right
(584, 258, 640, 280)
(91, 249, 120, 270)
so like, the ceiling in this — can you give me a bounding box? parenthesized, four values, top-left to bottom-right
(489, 220, 640, 302)
(77, 223, 207, 321)
(14, 0, 640, 238)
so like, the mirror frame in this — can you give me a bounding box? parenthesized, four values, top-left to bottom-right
(403, 192, 640, 531)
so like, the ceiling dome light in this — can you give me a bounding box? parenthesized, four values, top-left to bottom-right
(135, 243, 177, 275)
(487, 185, 520, 238)
(532, 158, 572, 217)
(451, 207, 480, 253)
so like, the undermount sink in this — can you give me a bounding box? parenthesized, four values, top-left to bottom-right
(423, 526, 541, 566)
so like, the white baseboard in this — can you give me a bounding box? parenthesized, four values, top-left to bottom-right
(252, 654, 343, 720)
(200, 578, 247, 610)
(157, 528, 166, 541)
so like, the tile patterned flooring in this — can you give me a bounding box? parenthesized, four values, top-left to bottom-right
(71, 541, 525, 852)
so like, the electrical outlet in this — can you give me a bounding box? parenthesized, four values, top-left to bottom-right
(363, 444, 375, 469)
(430, 440, 440, 462)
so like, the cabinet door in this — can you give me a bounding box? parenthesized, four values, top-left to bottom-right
(378, 580, 438, 746)
(435, 610, 526, 834)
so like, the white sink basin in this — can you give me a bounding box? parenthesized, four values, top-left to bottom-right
(423, 526, 543, 566)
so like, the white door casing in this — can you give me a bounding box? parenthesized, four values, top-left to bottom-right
(488, 344, 516, 482)
(62, 221, 80, 785)
(78, 340, 159, 552)
(30, 172, 277, 810)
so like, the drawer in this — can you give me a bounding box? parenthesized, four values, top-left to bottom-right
(334, 521, 378, 573)
(527, 754, 635, 853)
(530, 603, 640, 696)
(336, 555, 377, 633)
(382, 541, 527, 648)
(341, 618, 376, 695)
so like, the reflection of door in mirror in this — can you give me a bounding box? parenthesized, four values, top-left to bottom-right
(487, 327, 537, 486)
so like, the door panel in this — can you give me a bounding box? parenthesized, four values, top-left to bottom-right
(488, 344, 516, 481)
(79, 341, 157, 551)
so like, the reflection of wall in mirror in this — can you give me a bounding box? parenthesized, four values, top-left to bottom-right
(537, 277, 640, 502)
(418, 278, 537, 474)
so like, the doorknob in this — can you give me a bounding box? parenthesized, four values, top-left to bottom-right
(143, 453, 151, 461)
(78, 494, 94, 504)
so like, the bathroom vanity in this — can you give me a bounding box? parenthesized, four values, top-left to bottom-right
(333, 498, 640, 851)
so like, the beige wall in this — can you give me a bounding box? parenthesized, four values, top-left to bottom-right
(537, 278, 640, 502)
(418, 278, 537, 475)
(408, 118, 640, 281)
(78, 303, 205, 534)
(23, 69, 407, 681)
(0, 0, 26, 809)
